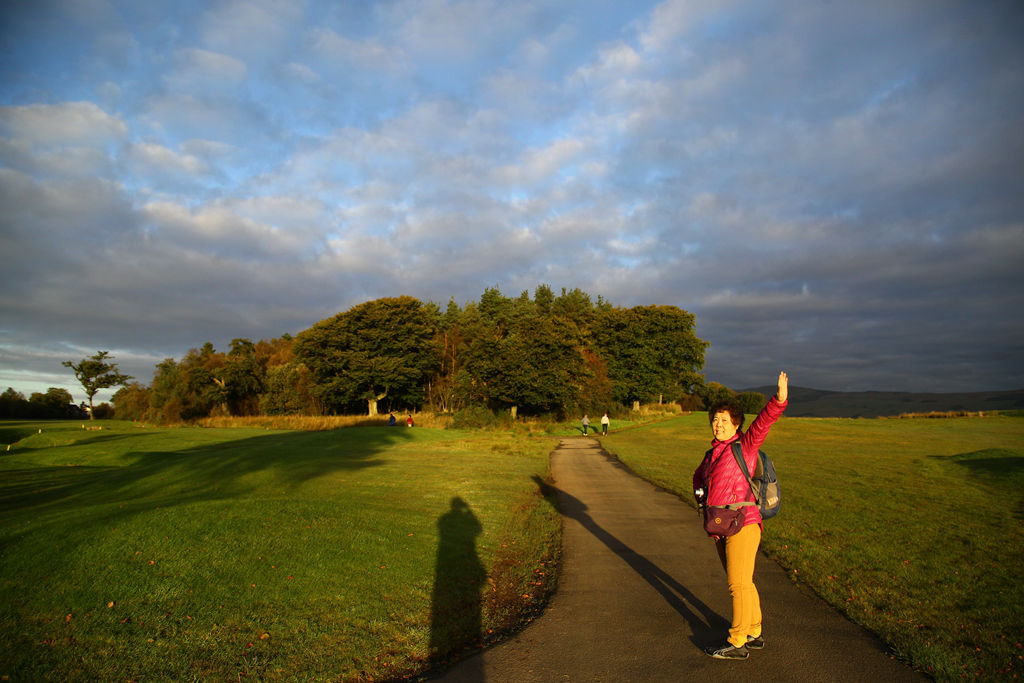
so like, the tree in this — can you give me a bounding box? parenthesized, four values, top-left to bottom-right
(427, 299, 466, 413)
(296, 296, 441, 415)
(29, 387, 83, 419)
(701, 381, 736, 410)
(736, 391, 767, 415)
(259, 362, 319, 415)
(459, 288, 584, 417)
(63, 351, 133, 419)
(148, 357, 184, 422)
(221, 338, 265, 416)
(595, 305, 707, 410)
(111, 382, 151, 421)
(0, 387, 28, 419)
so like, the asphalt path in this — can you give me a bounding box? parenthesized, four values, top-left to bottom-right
(431, 438, 927, 682)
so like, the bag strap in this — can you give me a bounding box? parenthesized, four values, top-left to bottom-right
(715, 502, 756, 510)
(730, 441, 760, 506)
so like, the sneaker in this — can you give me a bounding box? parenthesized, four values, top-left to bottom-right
(704, 642, 749, 660)
(746, 635, 764, 649)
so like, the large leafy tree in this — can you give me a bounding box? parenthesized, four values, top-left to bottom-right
(179, 343, 228, 419)
(296, 296, 441, 415)
(426, 299, 466, 413)
(220, 338, 266, 416)
(111, 382, 151, 421)
(27, 387, 81, 419)
(459, 287, 584, 417)
(595, 305, 708, 410)
(62, 351, 133, 419)
(146, 343, 227, 422)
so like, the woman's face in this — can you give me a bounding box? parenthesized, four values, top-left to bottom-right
(712, 410, 739, 441)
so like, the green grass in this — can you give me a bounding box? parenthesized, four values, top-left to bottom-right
(602, 413, 1024, 682)
(0, 421, 561, 681)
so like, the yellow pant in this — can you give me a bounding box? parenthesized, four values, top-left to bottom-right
(715, 523, 762, 648)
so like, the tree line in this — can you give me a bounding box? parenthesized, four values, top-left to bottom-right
(0, 387, 92, 420)
(8, 285, 769, 423)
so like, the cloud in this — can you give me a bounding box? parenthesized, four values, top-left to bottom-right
(0, 102, 127, 146)
(123, 142, 209, 180)
(198, 0, 306, 63)
(164, 48, 248, 94)
(0, 0, 1022, 401)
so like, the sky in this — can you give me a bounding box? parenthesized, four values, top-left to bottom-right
(1, 0, 1023, 406)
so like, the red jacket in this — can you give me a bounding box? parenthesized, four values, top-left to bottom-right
(692, 396, 787, 530)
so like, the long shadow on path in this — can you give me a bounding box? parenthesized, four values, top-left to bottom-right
(532, 474, 728, 648)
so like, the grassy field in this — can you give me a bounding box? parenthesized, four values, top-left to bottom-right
(0, 421, 561, 681)
(602, 412, 1024, 682)
(5, 413, 1022, 681)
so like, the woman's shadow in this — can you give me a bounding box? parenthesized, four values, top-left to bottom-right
(430, 496, 486, 669)
(532, 475, 728, 649)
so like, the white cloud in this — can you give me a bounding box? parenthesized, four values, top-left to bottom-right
(0, 102, 127, 147)
(165, 48, 248, 93)
(309, 28, 407, 74)
(199, 0, 305, 62)
(279, 61, 320, 85)
(494, 138, 587, 186)
(140, 200, 319, 261)
(125, 142, 208, 176)
(386, 0, 536, 63)
(640, 0, 712, 54)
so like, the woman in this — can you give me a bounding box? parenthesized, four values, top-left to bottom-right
(693, 371, 788, 660)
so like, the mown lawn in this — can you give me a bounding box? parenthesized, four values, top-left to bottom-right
(602, 413, 1024, 682)
(0, 421, 560, 681)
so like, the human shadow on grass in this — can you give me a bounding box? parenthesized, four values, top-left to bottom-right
(532, 474, 729, 649)
(429, 496, 486, 679)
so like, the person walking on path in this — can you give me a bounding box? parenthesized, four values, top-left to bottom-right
(693, 370, 788, 660)
(581, 414, 590, 435)
(601, 412, 610, 436)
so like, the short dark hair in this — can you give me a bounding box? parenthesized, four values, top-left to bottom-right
(709, 401, 745, 431)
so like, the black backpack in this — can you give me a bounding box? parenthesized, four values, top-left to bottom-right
(731, 441, 781, 519)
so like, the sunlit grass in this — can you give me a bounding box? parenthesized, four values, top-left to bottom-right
(604, 413, 1024, 682)
(0, 420, 560, 681)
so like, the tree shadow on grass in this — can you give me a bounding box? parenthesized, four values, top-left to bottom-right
(0, 426, 412, 541)
(531, 475, 728, 649)
(929, 448, 1024, 519)
(429, 496, 486, 676)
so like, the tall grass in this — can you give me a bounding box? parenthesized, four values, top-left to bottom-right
(603, 413, 1024, 681)
(0, 420, 560, 681)
(198, 411, 454, 430)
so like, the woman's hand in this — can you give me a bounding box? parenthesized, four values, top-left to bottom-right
(777, 370, 789, 403)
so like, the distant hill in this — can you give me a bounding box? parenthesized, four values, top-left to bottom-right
(741, 386, 1024, 418)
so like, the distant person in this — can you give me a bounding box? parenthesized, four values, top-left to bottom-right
(601, 412, 610, 436)
(407, 414, 414, 428)
(693, 371, 788, 660)
(581, 414, 590, 435)
(388, 413, 396, 426)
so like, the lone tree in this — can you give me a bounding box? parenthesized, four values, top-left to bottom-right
(295, 296, 441, 416)
(63, 351, 133, 419)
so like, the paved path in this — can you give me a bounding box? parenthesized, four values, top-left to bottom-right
(432, 438, 926, 682)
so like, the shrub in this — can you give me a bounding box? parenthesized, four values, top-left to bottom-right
(451, 406, 508, 430)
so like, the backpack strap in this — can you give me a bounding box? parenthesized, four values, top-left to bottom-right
(730, 441, 760, 506)
(704, 445, 758, 510)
